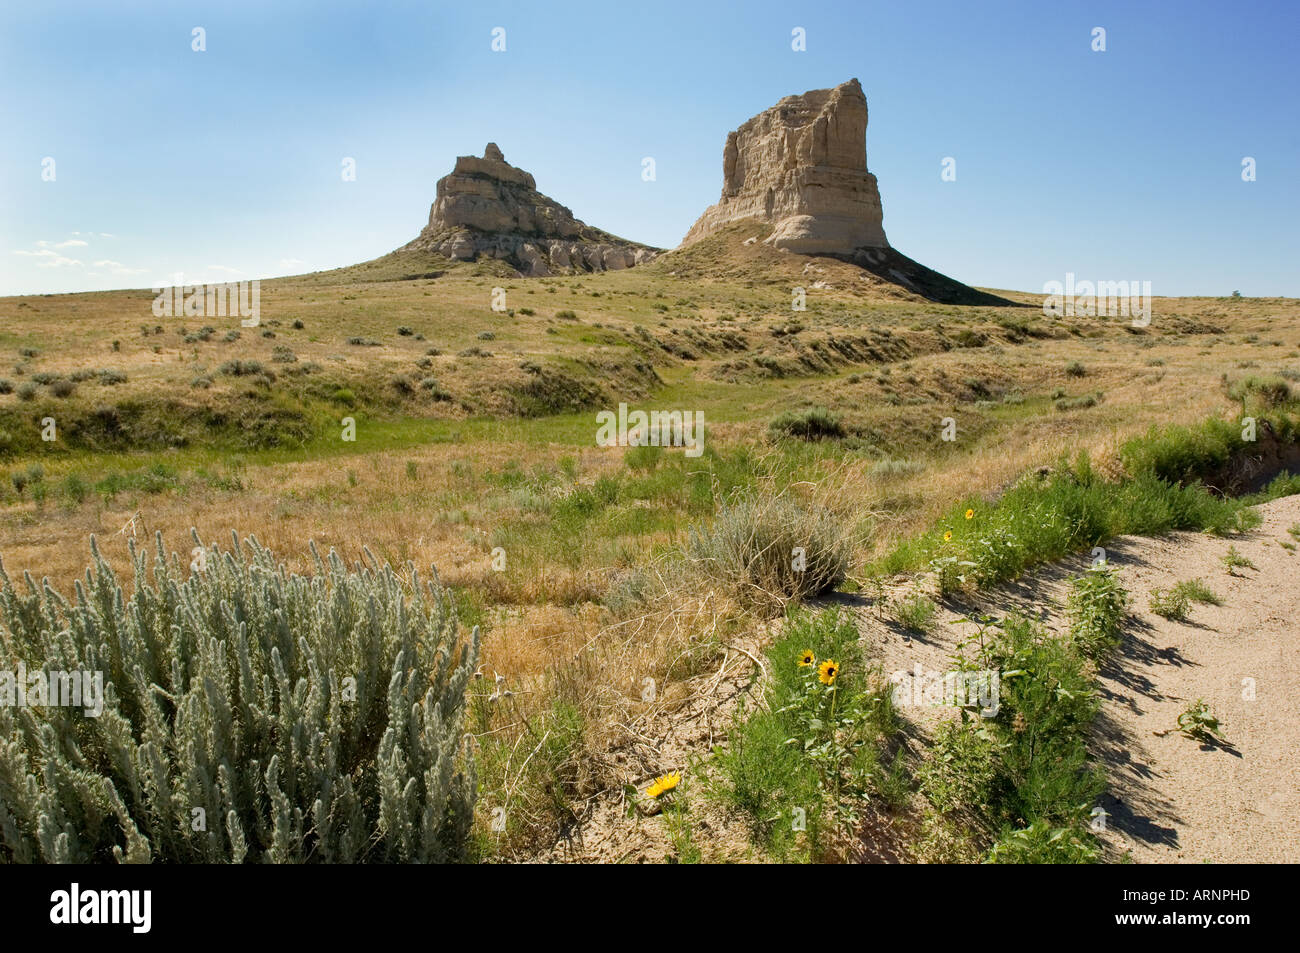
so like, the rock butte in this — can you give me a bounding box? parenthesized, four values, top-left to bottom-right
(393, 88, 1009, 305)
(678, 78, 1011, 305)
(401, 142, 658, 277)
(682, 78, 889, 256)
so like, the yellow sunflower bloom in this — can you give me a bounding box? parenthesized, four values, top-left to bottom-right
(944, 530, 953, 541)
(646, 772, 680, 798)
(798, 649, 815, 667)
(965, 508, 974, 520)
(818, 659, 839, 686)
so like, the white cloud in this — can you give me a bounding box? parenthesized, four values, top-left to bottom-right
(88, 259, 147, 275)
(279, 258, 305, 268)
(10, 235, 148, 277)
(12, 248, 83, 267)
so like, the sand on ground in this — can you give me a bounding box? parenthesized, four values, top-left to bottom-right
(854, 493, 1300, 863)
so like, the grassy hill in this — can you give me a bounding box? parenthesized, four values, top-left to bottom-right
(2, 226, 1296, 588)
(2, 230, 1298, 860)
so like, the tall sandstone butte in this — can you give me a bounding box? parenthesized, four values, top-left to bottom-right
(682, 78, 889, 255)
(402, 143, 657, 276)
(680, 79, 1012, 305)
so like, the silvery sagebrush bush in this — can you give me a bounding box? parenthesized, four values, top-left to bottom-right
(687, 494, 850, 611)
(0, 531, 479, 863)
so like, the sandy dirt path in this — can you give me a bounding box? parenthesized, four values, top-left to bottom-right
(854, 493, 1300, 863)
(1086, 494, 1300, 862)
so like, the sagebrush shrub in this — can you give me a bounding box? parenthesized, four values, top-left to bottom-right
(218, 359, 266, 377)
(869, 457, 923, 480)
(687, 495, 850, 611)
(0, 532, 479, 863)
(767, 407, 846, 441)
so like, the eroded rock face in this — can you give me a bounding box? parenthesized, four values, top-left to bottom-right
(402, 143, 657, 275)
(681, 79, 888, 255)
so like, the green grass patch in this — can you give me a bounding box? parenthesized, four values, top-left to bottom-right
(1149, 587, 1191, 621)
(711, 608, 901, 862)
(1172, 578, 1222, 606)
(876, 411, 1298, 591)
(889, 590, 936, 633)
(1066, 563, 1129, 660)
(924, 612, 1105, 863)
(1121, 412, 1299, 488)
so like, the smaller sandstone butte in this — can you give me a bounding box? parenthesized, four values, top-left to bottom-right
(683, 78, 887, 255)
(401, 143, 658, 276)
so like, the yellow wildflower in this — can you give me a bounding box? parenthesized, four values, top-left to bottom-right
(646, 772, 681, 798)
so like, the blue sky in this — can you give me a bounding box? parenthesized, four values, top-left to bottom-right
(2, 0, 1296, 297)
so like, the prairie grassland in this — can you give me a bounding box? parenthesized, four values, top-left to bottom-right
(2, 229, 1297, 856)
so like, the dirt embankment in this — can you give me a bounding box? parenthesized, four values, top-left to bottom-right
(858, 494, 1300, 863)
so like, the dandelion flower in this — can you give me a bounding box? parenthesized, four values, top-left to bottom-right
(818, 659, 839, 686)
(965, 508, 974, 520)
(798, 649, 815, 667)
(944, 530, 953, 542)
(646, 772, 681, 798)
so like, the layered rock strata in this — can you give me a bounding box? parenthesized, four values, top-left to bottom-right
(402, 143, 657, 276)
(682, 78, 888, 254)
